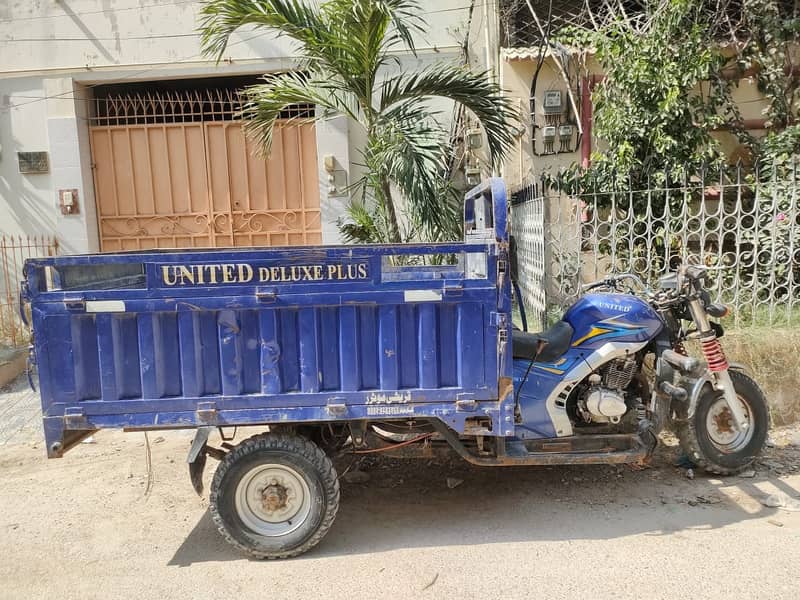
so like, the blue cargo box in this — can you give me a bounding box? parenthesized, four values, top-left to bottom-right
(23, 180, 513, 458)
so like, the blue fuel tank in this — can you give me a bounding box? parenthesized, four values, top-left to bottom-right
(562, 293, 664, 350)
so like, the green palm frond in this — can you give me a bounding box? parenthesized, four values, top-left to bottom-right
(199, 0, 328, 61)
(338, 201, 390, 244)
(199, 0, 518, 244)
(241, 72, 360, 154)
(366, 102, 459, 239)
(378, 64, 519, 164)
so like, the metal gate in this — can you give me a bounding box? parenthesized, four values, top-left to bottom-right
(89, 91, 321, 251)
(510, 183, 547, 330)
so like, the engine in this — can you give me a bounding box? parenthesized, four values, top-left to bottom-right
(575, 356, 638, 424)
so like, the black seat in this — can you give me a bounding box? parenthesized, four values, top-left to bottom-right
(512, 321, 574, 363)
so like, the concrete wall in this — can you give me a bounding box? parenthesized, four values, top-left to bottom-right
(0, 0, 487, 251)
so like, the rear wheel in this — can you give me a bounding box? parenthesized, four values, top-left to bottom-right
(676, 370, 768, 475)
(209, 433, 339, 559)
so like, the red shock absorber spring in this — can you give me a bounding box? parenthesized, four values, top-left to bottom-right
(701, 336, 729, 372)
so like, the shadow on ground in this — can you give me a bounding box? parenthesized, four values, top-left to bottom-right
(168, 444, 799, 565)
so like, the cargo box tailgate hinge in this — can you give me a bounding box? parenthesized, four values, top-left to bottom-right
(490, 311, 509, 353)
(64, 407, 88, 428)
(196, 402, 218, 424)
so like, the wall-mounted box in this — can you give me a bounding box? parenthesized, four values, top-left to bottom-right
(58, 189, 79, 215)
(18, 151, 49, 174)
(542, 126, 557, 141)
(542, 90, 563, 114)
(465, 167, 482, 185)
(466, 129, 483, 149)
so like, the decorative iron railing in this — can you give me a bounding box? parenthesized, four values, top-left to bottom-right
(0, 235, 58, 348)
(91, 88, 315, 126)
(511, 163, 800, 330)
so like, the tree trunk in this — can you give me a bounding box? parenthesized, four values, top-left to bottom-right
(379, 177, 402, 244)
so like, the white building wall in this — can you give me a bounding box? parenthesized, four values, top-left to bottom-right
(0, 0, 487, 251)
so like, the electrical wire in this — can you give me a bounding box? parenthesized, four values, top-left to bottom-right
(143, 431, 153, 497)
(0, 29, 270, 115)
(3, 33, 203, 43)
(528, 0, 554, 156)
(0, 1, 483, 26)
(0, 0, 201, 24)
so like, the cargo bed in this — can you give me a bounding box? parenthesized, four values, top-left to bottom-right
(23, 180, 512, 457)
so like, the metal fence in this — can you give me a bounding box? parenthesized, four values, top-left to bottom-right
(511, 163, 800, 330)
(1, 235, 58, 348)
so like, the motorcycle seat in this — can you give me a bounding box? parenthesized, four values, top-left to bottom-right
(512, 321, 574, 364)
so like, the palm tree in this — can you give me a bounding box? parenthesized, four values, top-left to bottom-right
(199, 0, 517, 243)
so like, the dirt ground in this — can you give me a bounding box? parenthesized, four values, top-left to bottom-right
(2, 376, 800, 599)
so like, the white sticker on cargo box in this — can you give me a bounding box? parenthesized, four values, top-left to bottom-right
(85, 300, 126, 313)
(404, 290, 442, 302)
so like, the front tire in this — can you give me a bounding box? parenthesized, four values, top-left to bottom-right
(677, 370, 768, 475)
(209, 433, 339, 559)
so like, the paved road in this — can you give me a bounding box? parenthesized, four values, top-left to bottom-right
(1, 377, 799, 600)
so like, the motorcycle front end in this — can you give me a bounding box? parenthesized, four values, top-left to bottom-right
(650, 265, 769, 474)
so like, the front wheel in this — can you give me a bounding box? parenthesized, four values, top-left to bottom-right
(676, 370, 768, 475)
(209, 433, 339, 559)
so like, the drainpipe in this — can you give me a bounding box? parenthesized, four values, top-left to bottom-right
(484, 0, 499, 175)
(483, 8, 492, 80)
(580, 76, 593, 168)
(580, 75, 605, 168)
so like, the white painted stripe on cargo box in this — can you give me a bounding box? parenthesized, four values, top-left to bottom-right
(404, 290, 442, 302)
(86, 300, 126, 313)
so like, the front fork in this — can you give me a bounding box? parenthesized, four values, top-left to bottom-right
(686, 298, 749, 432)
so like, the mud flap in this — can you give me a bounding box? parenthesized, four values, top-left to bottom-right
(187, 427, 213, 495)
(189, 451, 208, 495)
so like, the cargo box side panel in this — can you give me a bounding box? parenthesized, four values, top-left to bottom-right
(35, 299, 494, 413)
(27, 243, 509, 457)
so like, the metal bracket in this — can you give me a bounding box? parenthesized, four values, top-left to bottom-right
(196, 402, 218, 424)
(64, 407, 88, 429)
(456, 392, 478, 411)
(443, 283, 464, 297)
(255, 289, 277, 303)
(490, 311, 508, 328)
(349, 420, 368, 447)
(64, 299, 86, 312)
(326, 398, 347, 416)
(498, 259, 507, 274)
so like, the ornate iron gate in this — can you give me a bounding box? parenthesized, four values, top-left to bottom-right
(89, 90, 321, 251)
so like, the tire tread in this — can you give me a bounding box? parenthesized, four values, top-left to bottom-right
(209, 432, 340, 560)
(675, 370, 768, 475)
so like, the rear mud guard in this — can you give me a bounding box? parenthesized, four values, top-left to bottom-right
(187, 427, 214, 495)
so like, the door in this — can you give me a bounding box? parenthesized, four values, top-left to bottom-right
(89, 90, 321, 251)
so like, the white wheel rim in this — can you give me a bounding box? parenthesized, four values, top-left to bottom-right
(234, 464, 312, 537)
(705, 394, 755, 453)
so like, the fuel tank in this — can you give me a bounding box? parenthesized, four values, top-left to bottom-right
(562, 293, 664, 350)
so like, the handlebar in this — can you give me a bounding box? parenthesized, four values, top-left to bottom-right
(581, 273, 652, 296)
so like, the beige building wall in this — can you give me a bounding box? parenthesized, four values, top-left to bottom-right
(500, 49, 776, 192)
